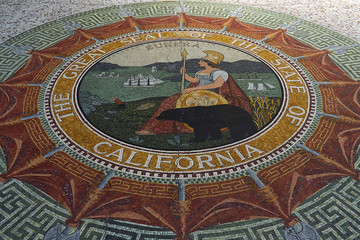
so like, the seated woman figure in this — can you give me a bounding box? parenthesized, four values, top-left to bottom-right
(135, 50, 251, 135)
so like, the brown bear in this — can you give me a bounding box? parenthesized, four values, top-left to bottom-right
(156, 104, 257, 142)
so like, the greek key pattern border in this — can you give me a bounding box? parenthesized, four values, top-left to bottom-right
(1, 1, 359, 82)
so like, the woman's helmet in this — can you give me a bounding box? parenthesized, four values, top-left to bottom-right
(202, 50, 224, 65)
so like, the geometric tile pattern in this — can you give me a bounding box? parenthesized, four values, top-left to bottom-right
(125, 2, 178, 17)
(295, 178, 360, 240)
(191, 177, 360, 240)
(1, 150, 359, 240)
(1, 2, 359, 240)
(0, 49, 30, 82)
(0, 180, 69, 240)
(0, 177, 177, 240)
(1, 2, 359, 83)
(62, 10, 125, 30)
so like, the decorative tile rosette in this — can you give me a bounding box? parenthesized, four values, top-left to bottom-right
(0, 1, 359, 239)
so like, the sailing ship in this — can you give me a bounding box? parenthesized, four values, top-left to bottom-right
(247, 82, 276, 91)
(123, 74, 164, 87)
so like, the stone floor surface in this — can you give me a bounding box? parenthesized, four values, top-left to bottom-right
(1, 0, 360, 43)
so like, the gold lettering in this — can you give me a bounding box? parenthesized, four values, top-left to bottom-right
(105, 148, 125, 162)
(155, 156, 173, 169)
(175, 157, 194, 170)
(215, 151, 235, 166)
(245, 144, 264, 158)
(53, 93, 74, 122)
(143, 154, 154, 168)
(63, 71, 78, 79)
(285, 106, 306, 126)
(290, 86, 306, 94)
(94, 142, 112, 154)
(197, 155, 216, 169)
(124, 151, 140, 166)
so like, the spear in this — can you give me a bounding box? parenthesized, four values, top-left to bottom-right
(181, 48, 188, 91)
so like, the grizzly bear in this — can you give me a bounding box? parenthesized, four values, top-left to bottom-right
(156, 104, 257, 142)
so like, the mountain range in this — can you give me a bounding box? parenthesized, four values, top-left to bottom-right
(88, 59, 274, 81)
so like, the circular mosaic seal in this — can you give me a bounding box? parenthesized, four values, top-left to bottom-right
(43, 31, 316, 178)
(0, 2, 359, 239)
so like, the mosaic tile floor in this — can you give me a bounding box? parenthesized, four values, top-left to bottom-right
(0, 1, 359, 240)
(1, 0, 360, 43)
